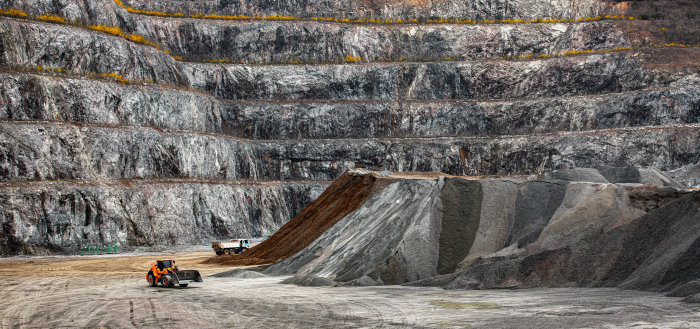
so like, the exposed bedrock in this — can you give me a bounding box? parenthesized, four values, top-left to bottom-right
(0, 180, 326, 255)
(133, 18, 630, 62)
(268, 171, 699, 293)
(2, 122, 700, 182)
(119, 0, 610, 21)
(217, 86, 700, 139)
(184, 54, 698, 100)
(1, 19, 696, 103)
(0, 19, 187, 85)
(3, 73, 699, 140)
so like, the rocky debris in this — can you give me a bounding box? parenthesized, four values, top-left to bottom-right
(210, 268, 268, 278)
(667, 161, 700, 188)
(683, 294, 700, 303)
(435, 190, 700, 292)
(266, 177, 442, 282)
(280, 274, 336, 286)
(267, 170, 698, 293)
(667, 280, 700, 297)
(540, 167, 685, 188)
(0, 179, 326, 255)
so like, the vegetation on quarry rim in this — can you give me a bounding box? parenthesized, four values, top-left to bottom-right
(2, 6, 696, 68)
(111, 0, 637, 25)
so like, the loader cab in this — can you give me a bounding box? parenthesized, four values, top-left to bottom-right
(156, 259, 174, 271)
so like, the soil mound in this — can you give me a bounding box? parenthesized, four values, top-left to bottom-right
(259, 169, 698, 292)
(202, 169, 400, 266)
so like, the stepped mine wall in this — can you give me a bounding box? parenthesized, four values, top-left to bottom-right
(2, 19, 695, 103)
(0, 19, 186, 85)
(131, 18, 630, 63)
(118, 0, 609, 22)
(0, 180, 326, 255)
(184, 54, 698, 100)
(3, 74, 698, 140)
(1, 0, 698, 257)
(3, 122, 700, 182)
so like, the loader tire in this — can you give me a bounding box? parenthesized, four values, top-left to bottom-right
(148, 273, 157, 287)
(162, 275, 174, 288)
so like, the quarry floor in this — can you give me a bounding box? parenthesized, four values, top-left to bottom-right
(0, 251, 698, 329)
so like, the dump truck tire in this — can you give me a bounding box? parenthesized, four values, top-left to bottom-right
(162, 275, 174, 288)
(147, 273, 157, 287)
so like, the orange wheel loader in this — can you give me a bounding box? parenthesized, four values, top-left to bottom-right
(147, 259, 202, 288)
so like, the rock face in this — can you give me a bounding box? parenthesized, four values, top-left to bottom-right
(0, 0, 698, 254)
(0, 179, 326, 255)
(265, 170, 699, 295)
(118, 0, 610, 22)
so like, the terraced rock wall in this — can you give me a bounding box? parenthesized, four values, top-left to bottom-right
(0, 0, 698, 253)
(118, 0, 611, 22)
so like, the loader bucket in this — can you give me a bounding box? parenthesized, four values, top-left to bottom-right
(175, 270, 203, 282)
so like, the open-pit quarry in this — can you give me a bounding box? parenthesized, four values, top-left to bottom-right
(1, 0, 700, 327)
(1, 169, 699, 328)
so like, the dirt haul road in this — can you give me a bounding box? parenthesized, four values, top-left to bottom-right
(0, 251, 698, 328)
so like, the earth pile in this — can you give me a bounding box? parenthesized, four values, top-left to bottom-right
(266, 169, 699, 297)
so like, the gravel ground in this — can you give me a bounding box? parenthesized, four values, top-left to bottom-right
(0, 252, 698, 328)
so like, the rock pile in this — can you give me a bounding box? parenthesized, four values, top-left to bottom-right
(264, 169, 699, 300)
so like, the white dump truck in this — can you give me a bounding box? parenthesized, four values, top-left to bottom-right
(211, 239, 250, 255)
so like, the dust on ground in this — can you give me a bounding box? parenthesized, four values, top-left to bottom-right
(1, 249, 699, 328)
(0, 249, 239, 278)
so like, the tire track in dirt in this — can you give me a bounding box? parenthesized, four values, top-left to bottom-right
(129, 300, 136, 326)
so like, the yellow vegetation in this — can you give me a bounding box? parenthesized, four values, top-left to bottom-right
(23, 64, 129, 84)
(107, 0, 636, 25)
(36, 14, 65, 23)
(88, 24, 122, 36)
(0, 8, 28, 18)
(345, 55, 362, 62)
(0, 8, 167, 54)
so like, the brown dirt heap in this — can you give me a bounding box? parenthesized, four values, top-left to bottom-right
(202, 170, 400, 266)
